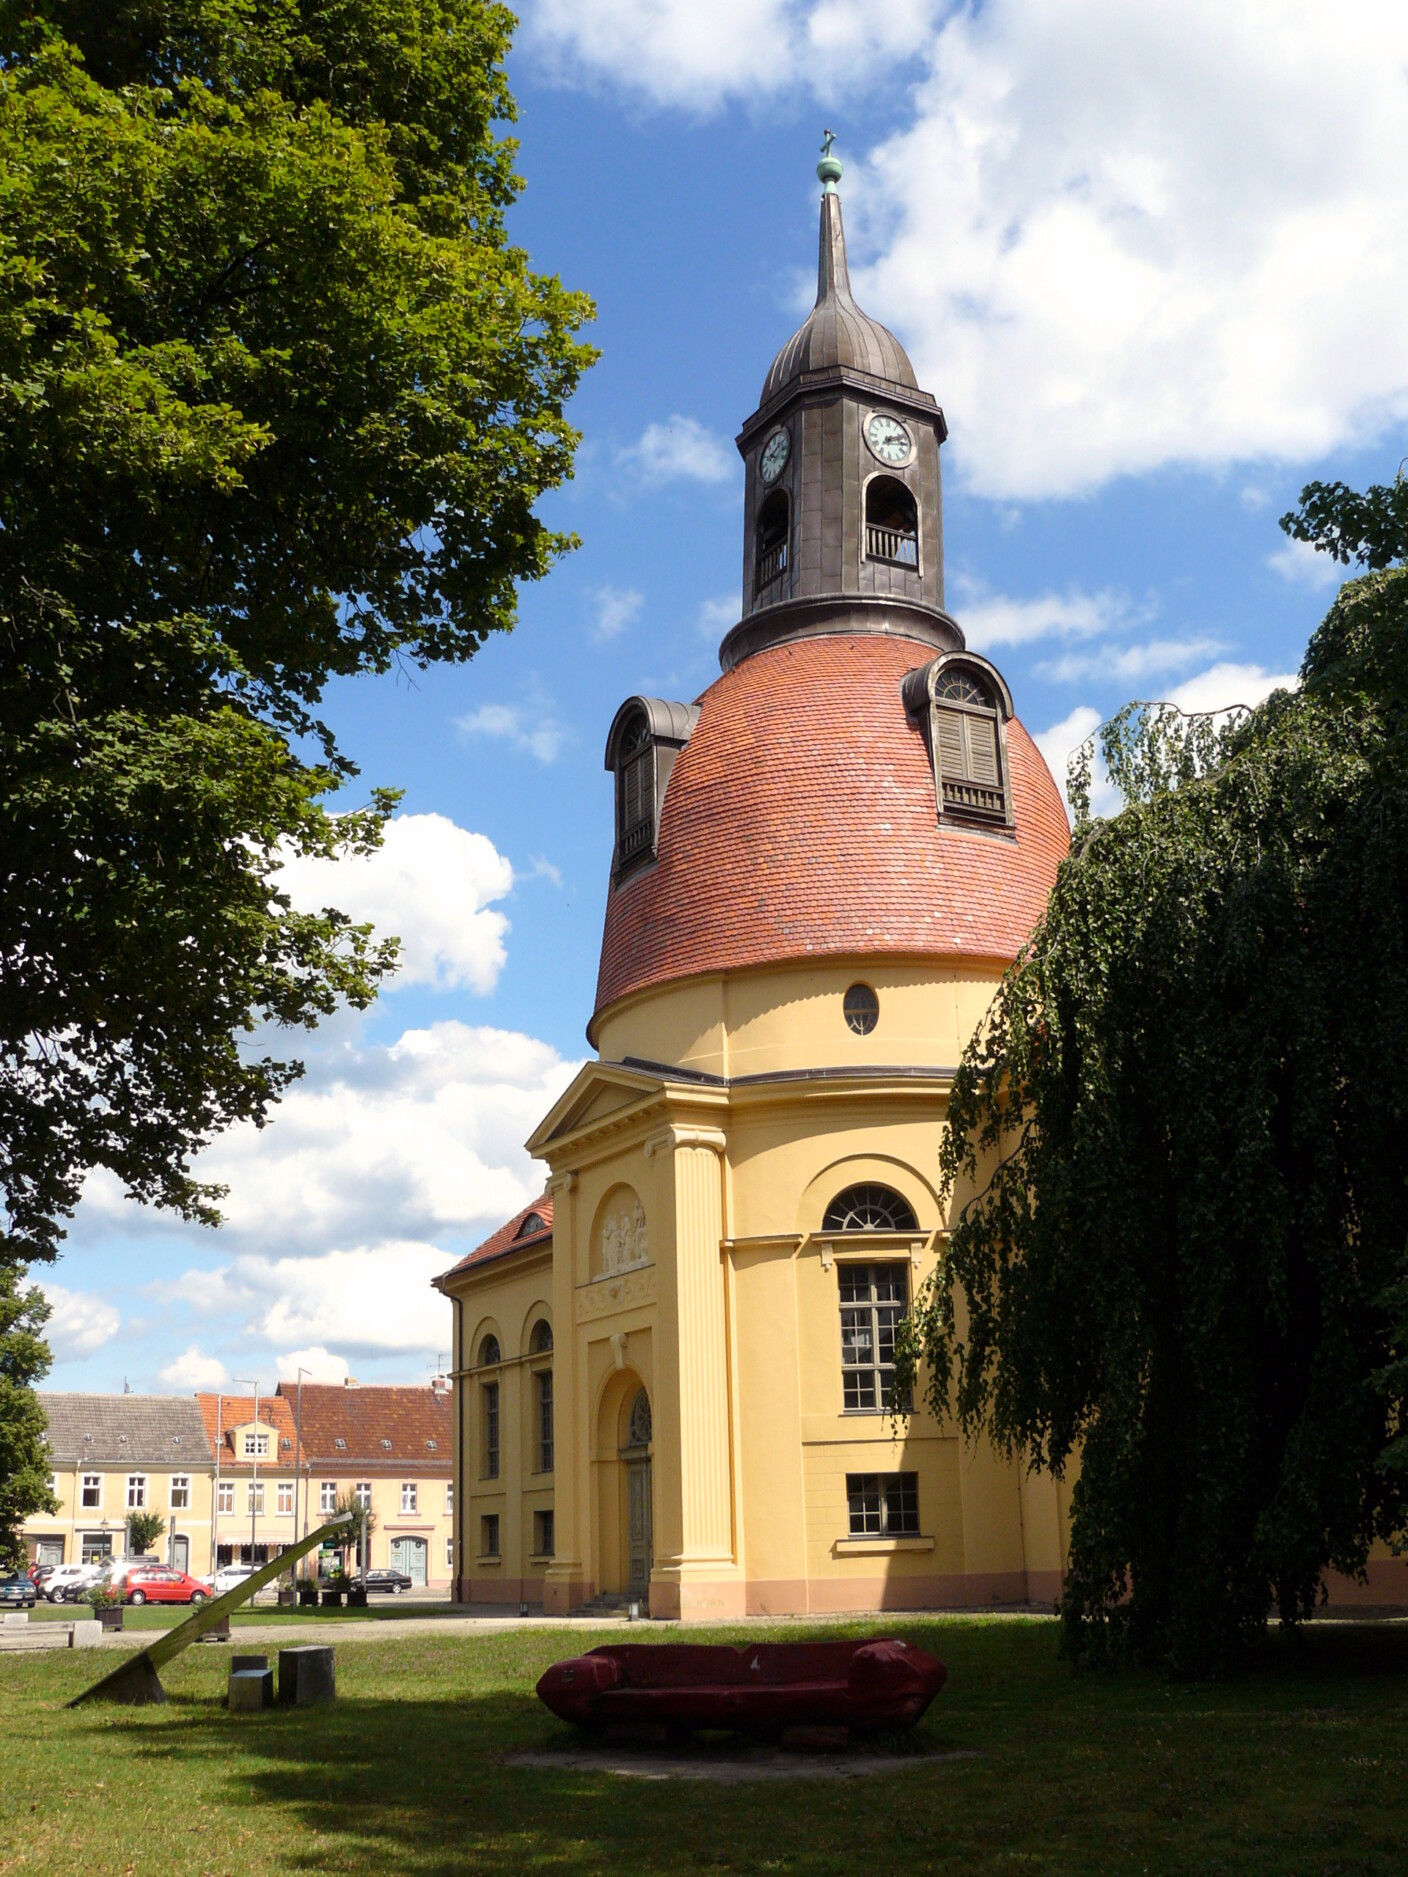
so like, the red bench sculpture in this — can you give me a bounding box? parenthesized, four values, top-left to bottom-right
(536, 1638, 946, 1736)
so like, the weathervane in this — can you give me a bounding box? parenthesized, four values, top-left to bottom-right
(817, 129, 842, 193)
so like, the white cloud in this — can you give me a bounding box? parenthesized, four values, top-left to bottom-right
(274, 1346, 353, 1384)
(41, 1284, 121, 1361)
(1038, 635, 1225, 685)
(593, 585, 645, 642)
(698, 593, 739, 642)
(1165, 661, 1299, 715)
(158, 1346, 228, 1390)
(620, 417, 735, 485)
(855, 0, 1408, 497)
(960, 586, 1144, 651)
(1032, 705, 1117, 821)
(526, 854, 564, 888)
(277, 814, 513, 995)
(1266, 536, 1343, 591)
(457, 701, 569, 764)
(176, 1244, 451, 1356)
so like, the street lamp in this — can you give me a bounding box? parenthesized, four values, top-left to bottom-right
(292, 1365, 311, 1587)
(232, 1377, 260, 1571)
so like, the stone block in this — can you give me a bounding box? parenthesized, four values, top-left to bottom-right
(68, 1620, 102, 1649)
(1, 1611, 29, 1625)
(228, 1667, 274, 1712)
(279, 1645, 335, 1707)
(230, 1653, 269, 1674)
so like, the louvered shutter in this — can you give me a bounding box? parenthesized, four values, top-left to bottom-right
(934, 707, 966, 779)
(964, 714, 999, 785)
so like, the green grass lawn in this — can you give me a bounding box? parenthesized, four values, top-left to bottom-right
(26, 1598, 442, 1630)
(3, 1616, 1405, 1876)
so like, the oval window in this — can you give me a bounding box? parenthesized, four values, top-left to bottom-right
(844, 983, 879, 1036)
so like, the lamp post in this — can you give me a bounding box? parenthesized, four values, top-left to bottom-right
(292, 1365, 310, 1586)
(232, 1378, 259, 1570)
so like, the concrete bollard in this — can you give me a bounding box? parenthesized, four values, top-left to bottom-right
(278, 1645, 335, 1707)
(231, 1653, 269, 1675)
(228, 1667, 275, 1712)
(68, 1621, 102, 1649)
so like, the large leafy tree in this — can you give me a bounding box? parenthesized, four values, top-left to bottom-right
(896, 476, 1408, 1675)
(0, 0, 593, 1555)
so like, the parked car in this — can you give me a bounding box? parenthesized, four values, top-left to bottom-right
(29, 1565, 57, 1595)
(124, 1568, 211, 1606)
(363, 1568, 414, 1595)
(0, 1573, 36, 1609)
(209, 1564, 256, 1596)
(44, 1563, 102, 1603)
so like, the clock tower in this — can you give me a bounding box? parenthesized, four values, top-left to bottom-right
(723, 138, 962, 673)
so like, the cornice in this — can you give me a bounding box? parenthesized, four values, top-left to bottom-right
(737, 367, 946, 451)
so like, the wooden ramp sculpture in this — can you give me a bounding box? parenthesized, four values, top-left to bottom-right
(68, 1511, 354, 1707)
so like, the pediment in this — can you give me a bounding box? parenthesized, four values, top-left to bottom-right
(527, 1061, 665, 1154)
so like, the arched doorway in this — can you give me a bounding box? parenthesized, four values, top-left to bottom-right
(621, 1388, 653, 1598)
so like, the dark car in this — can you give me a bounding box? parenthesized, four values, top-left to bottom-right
(363, 1568, 414, 1594)
(0, 1573, 36, 1609)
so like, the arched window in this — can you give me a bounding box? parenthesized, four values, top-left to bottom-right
(865, 477, 919, 568)
(615, 711, 654, 869)
(625, 1388, 652, 1451)
(932, 668, 1003, 819)
(531, 1319, 553, 1355)
(823, 1183, 918, 1233)
(477, 1333, 500, 1368)
(755, 489, 789, 592)
(515, 1211, 547, 1240)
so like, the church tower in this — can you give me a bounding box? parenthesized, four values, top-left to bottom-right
(726, 138, 960, 672)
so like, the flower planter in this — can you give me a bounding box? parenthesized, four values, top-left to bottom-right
(276, 1587, 297, 1608)
(320, 1589, 344, 1608)
(94, 1605, 124, 1632)
(346, 1587, 368, 1608)
(298, 1584, 319, 1607)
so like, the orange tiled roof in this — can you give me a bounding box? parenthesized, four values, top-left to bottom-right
(593, 634, 1069, 1025)
(437, 1195, 554, 1287)
(278, 1383, 452, 1471)
(195, 1393, 303, 1471)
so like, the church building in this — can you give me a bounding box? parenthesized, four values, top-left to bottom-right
(436, 144, 1073, 1619)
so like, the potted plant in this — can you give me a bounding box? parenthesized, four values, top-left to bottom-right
(298, 1577, 320, 1607)
(321, 1568, 348, 1608)
(347, 1579, 368, 1608)
(85, 1583, 124, 1632)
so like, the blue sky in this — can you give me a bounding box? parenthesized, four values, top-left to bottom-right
(42, 0, 1408, 1394)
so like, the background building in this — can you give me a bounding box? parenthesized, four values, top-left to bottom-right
(279, 1381, 454, 1588)
(27, 1394, 215, 1574)
(197, 1392, 305, 1572)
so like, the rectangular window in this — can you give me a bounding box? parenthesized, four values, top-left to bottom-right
(127, 1474, 147, 1509)
(483, 1382, 500, 1480)
(354, 1481, 372, 1510)
(277, 1481, 294, 1516)
(838, 1262, 908, 1410)
(446, 1537, 455, 1571)
(242, 1432, 270, 1458)
(247, 1481, 264, 1515)
(319, 1481, 337, 1514)
(80, 1474, 101, 1509)
(480, 1514, 500, 1558)
(400, 1483, 417, 1515)
(537, 1369, 554, 1474)
(218, 1480, 234, 1515)
(534, 1509, 555, 1558)
(170, 1475, 190, 1510)
(445, 1484, 454, 1516)
(846, 1472, 920, 1538)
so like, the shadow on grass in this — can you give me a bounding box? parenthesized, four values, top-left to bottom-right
(71, 1618, 1408, 1877)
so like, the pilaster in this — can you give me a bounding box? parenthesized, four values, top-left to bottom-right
(542, 1169, 588, 1614)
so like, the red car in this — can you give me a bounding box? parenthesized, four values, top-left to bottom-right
(124, 1567, 211, 1606)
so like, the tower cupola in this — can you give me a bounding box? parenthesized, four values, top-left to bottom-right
(721, 136, 961, 674)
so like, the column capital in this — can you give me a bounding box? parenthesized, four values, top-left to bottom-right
(643, 1125, 727, 1160)
(544, 1170, 578, 1197)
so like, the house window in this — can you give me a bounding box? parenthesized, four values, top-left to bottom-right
(171, 1475, 190, 1510)
(243, 1432, 270, 1458)
(931, 669, 1004, 819)
(81, 1474, 101, 1509)
(277, 1482, 294, 1516)
(246, 1482, 264, 1515)
(401, 1483, 418, 1515)
(846, 1472, 920, 1537)
(613, 710, 655, 870)
(127, 1475, 147, 1510)
(354, 1482, 372, 1510)
(824, 1183, 918, 1232)
(516, 1212, 547, 1239)
(480, 1514, 500, 1558)
(478, 1333, 500, 1367)
(537, 1369, 554, 1475)
(334, 1437, 346, 1450)
(843, 983, 879, 1036)
(864, 475, 919, 568)
(483, 1383, 500, 1480)
(445, 1484, 454, 1516)
(446, 1537, 455, 1571)
(319, 1481, 337, 1514)
(534, 1509, 555, 1558)
(218, 1480, 234, 1515)
(755, 488, 790, 591)
(838, 1264, 908, 1410)
(531, 1318, 553, 1354)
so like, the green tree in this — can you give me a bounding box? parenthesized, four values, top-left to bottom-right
(895, 475, 1408, 1675)
(0, 1268, 55, 1566)
(0, 1, 595, 1272)
(126, 1508, 167, 1555)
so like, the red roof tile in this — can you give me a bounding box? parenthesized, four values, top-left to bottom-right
(594, 634, 1068, 1025)
(437, 1194, 554, 1285)
(196, 1393, 303, 1471)
(277, 1383, 452, 1471)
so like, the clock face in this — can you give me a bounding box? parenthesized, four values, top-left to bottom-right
(759, 429, 790, 484)
(865, 413, 912, 466)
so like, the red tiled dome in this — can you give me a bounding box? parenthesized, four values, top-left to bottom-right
(592, 635, 1069, 1029)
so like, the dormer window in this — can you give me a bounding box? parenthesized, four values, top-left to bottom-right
(515, 1211, 546, 1240)
(864, 476, 918, 568)
(604, 696, 701, 883)
(755, 489, 790, 592)
(902, 653, 1015, 829)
